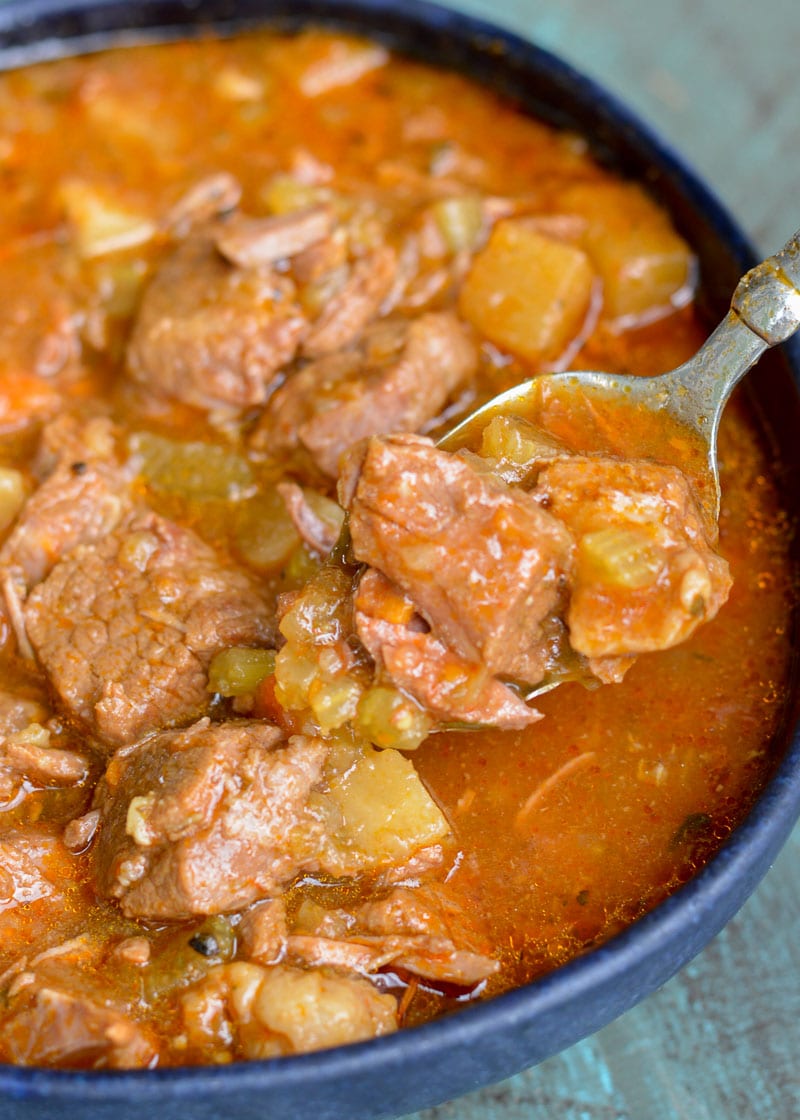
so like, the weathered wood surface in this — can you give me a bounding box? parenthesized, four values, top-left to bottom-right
(407, 1, 800, 1116)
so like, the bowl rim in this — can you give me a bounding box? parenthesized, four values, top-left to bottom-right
(1, 0, 799, 1111)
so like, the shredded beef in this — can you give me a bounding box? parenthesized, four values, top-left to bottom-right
(163, 172, 242, 236)
(2, 985, 156, 1069)
(255, 311, 476, 477)
(285, 884, 498, 986)
(0, 937, 156, 1069)
(216, 204, 335, 268)
(0, 830, 67, 914)
(354, 570, 540, 729)
(277, 481, 342, 554)
(302, 244, 397, 357)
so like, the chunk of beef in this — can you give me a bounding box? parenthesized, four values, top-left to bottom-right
(0, 691, 48, 738)
(0, 685, 86, 805)
(24, 511, 274, 746)
(0, 416, 130, 595)
(255, 312, 476, 478)
(532, 456, 732, 656)
(355, 570, 541, 729)
(2, 985, 156, 1069)
(286, 884, 498, 986)
(33, 413, 118, 476)
(216, 204, 335, 268)
(63, 810, 100, 854)
(92, 719, 330, 919)
(374, 843, 446, 888)
(0, 937, 156, 1069)
(179, 961, 396, 1060)
(163, 172, 242, 236)
(0, 829, 67, 914)
(344, 434, 574, 683)
(126, 233, 307, 410)
(2, 727, 88, 792)
(0, 829, 85, 964)
(237, 898, 289, 965)
(302, 244, 397, 357)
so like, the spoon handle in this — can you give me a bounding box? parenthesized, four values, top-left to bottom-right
(731, 228, 800, 344)
(668, 228, 800, 427)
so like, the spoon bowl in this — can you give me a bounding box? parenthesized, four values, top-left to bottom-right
(441, 228, 800, 524)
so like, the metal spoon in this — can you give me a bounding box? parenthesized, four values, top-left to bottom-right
(440, 228, 800, 525)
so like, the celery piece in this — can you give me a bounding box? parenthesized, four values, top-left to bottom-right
(579, 527, 664, 589)
(480, 414, 567, 467)
(432, 194, 484, 254)
(235, 490, 300, 573)
(207, 648, 276, 696)
(357, 686, 432, 751)
(129, 432, 253, 501)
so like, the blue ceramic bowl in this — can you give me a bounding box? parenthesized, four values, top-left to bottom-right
(1, 2, 799, 1117)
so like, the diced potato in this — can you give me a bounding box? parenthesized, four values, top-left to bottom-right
(207, 648, 276, 697)
(577, 527, 664, 589)
(432, 194, 484, 253)
(58, 179, 156, 258)
(0, 467, 26, 534)
(558, 182, 695, 324)
(459, 220, 595, 363)
(322, 743, 448, 866)
(235, 964, 397, 1056)
(129, 432, 254, 502)
(85, 92, 174, 147)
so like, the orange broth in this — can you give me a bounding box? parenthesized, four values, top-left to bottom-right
(0, 28, 794, 1059)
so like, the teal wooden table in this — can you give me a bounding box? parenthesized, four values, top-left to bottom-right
(403, 2, 800, 1118)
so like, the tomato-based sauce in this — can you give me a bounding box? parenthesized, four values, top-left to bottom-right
(0, 30, 793, 1067)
